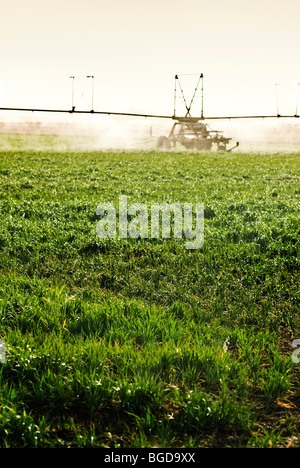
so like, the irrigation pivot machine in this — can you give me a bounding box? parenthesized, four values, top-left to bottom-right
(0, 72, 299, 150)
(157, 74, 239, 152)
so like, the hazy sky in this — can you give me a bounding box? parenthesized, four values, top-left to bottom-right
(1, 0, 300, 118)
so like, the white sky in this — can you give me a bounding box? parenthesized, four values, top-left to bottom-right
(0, 0, 300, 119)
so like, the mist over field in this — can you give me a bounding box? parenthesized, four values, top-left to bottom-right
(0, 114, 300, 152)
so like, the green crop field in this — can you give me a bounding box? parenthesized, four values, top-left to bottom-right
(0, 134, 299, 448)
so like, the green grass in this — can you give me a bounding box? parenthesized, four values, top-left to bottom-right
(0, 134, 299, 447)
